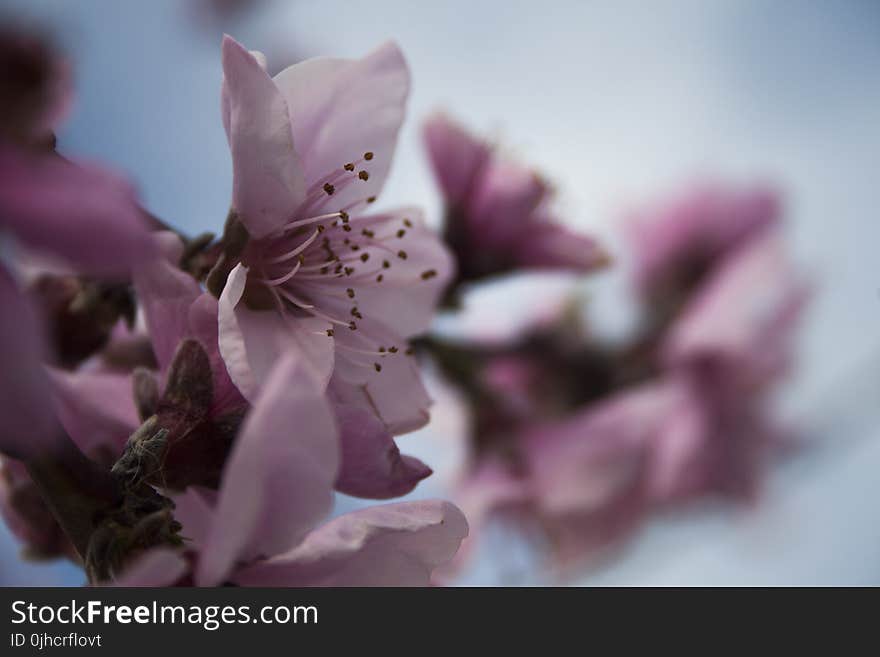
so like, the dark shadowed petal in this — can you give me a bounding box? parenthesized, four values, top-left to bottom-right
(334, 404, 431, 499)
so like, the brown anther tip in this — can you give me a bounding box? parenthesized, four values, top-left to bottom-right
(360, 253, 369, 262)
(351, 307, 359, 316)
(343, 224, 352, 232)
(320, 266, 329, 274)
(397, 229, 406, 238)
(405, 347, 415, 355)
(376, 274, 384, 282)
(397, 250, 408, 260)
(344, 163, 355, 171)
(349, 321, 357, 330)
(367, 196, 377, 203)
(421, 269, 437, 280)
(344, 267, 354, 276)
(317, 224, 326, 233)
(351, 245, 360, 251)
(358, 170, 370, 181)
(379, 346, 386, 353)
(382, 260, 390, 269)
(346, 288, 355, 298)
(403, 218, 413, 228)
(326, 329, 335, 337)
(364, 152, 374, 160)
(389, 346, 399, 353)
(362, 229, 374, 238)
(323, 183, 335, 195)
(374, 362, 382, 372)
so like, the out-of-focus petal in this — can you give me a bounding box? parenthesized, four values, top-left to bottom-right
(423, 112, 490, 207)
(47, 368, 138, 457)
(664, 230, 809, 388)
(233, 500, 468, 586)
(0, 148, 155, 276)
(509, 218, 610, 273)
(0, 267, 57, 460)
(221, 35, 305, 239)
(196, 354, 338, 585)
(109, 548, 188, 587)
(334, 404, 431, 499)
(217, 264, 334, 401)
(274, 41, 409, 214)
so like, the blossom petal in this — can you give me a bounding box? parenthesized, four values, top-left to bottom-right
(334, 404, 432, 499)
(327, 208, 454, 337)
(47, 368, 139, 457)
(196, 354, 339, 586)
(0, 267, 58, 460)
(0, 147, 155, 275)
(274, 42, 409, 214)
(423, 112, 490, 207)
(221, 35, 305, 239)
(233, 501, 468, 586)
(109, 548, 188, 587)
(218, 264, 334, 401)
(330, 321, 431, 435)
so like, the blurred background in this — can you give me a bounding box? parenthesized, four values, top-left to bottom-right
(1, 0, 878, 585)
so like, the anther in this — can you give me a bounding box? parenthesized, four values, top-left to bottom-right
(421, 269, 437, 280)
(326, 329, 335, 337)
(398, 250, 408, 260)
(362, 229, 374, 238)
(379, 347, 386, 353)
(346, 288, 355, 298)
(345, 267, 355, 276)
(343, 224, 352, 232)
(376, 274, 384, 282)
(374, 362, 382, 372)
(403, 218, 413, 227)
(344, 163, 355, 171)
(349, 321, 357, 330)
(367, 196, 376, 203)
(364, 152, 374, 160)
(340, 211, 349, 222)
(382, 260, 390, 269)
(358, 170, 370, 181)
(389, 346, 399, 353)
(405, 347, 415, 355)
(360, 253, 369, 262)
(323, 183, 335, 195)
(397, 229, 406, 238)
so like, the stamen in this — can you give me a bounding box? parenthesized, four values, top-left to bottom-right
(259, 260, 302, 286)
(265, 229, 321, 264)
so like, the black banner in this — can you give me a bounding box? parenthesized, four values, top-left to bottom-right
(0, 586, 872, 654)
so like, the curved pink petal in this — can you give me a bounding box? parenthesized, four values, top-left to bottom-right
(0, 267, 58, 460)
(0, 147, 155, 275)
(47, 368, 139, 457)
(109, 548, 188, 587)
(423, 112, 490, 206)
(334, 404, 431, 499)
(274, 41, 409, 214)
(196, 354, 339, 586)
(234, 500, 468, 587)
(468, 160, 548, 244)
(221, 35, 305, 239)
(218, 264, 334, 401)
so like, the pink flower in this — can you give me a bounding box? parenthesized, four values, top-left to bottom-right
(625, 183, 780, 299)
(423, 113, 608, 285)
(118, 356, 468, 587)
(216, 36, 452, 438)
